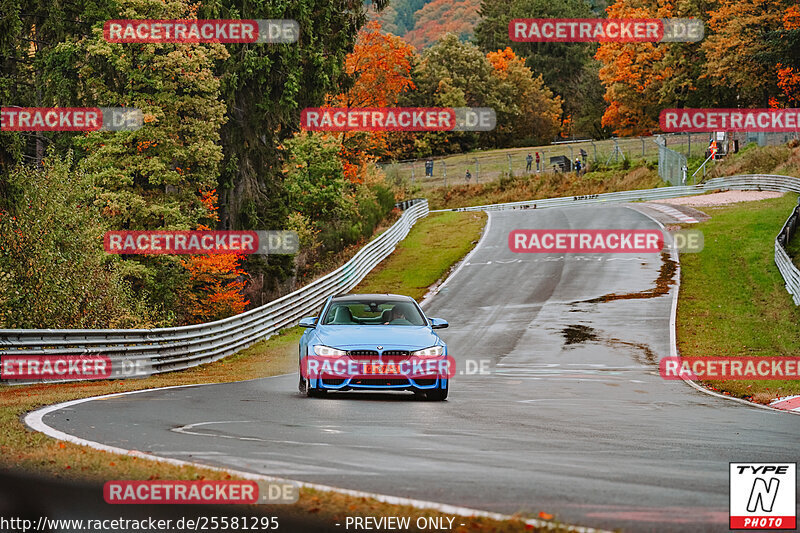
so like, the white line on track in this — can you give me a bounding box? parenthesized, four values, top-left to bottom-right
(24, 375, 608, 532)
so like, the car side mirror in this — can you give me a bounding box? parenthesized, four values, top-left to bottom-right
(299, 316, 317, 328)
(429, 318, 448, 329)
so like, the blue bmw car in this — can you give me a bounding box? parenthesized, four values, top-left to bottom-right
(297, 294, 450, 400)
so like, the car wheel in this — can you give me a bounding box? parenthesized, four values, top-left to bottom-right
(424, 381, 448, 401)
(307, 384, 327, 398)
(300, 355, 327, 398)
(303, 377, 327, 398)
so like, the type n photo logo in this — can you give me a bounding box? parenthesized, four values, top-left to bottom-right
(730, 463, 796, 530)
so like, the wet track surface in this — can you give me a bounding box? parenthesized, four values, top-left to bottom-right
(41, 205, 800, 532)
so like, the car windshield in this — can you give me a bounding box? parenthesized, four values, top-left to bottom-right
(322, 299, 426, 326)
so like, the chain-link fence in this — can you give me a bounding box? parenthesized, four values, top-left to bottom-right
(657, 139, 688, 186)
(377, 131, 799, 189)
(656, 131, 800, 185)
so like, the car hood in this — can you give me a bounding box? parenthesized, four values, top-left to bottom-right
(313, 325, 440, 349)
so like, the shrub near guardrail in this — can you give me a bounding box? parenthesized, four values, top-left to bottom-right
(0, 201, 429, 384)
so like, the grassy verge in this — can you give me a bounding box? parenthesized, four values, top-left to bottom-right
(425, 164, 662, 210)
(355, 211, 486, 300)
(677, 193, 800, 402)
(0, 210, 563, 532)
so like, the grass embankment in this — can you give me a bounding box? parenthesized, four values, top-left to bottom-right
(677, 193, 800, 402)
(706, 141, 800, 179)
(425, 165, 662, 210)
(383, 137, 665, 190)
(1, 211, 564, 533)
(355, 211, 485, 299)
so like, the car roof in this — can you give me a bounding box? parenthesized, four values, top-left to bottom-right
(331, 293, 416, 302)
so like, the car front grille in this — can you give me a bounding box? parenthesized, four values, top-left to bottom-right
(347, 349, 410, 362)
(381, 350, 409, 356)
(347, 350, 379, 357)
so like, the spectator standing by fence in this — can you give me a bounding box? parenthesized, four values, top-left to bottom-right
(535, 152, 541, 172)
(526, 153, 533, 172)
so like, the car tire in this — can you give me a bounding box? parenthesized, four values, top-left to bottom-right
(302, 377, 327, 398)
(308, 388, 327, 398)
(424, 381, 448, 401)
(300, 354, 327, 398)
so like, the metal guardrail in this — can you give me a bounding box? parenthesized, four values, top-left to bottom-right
(4, 174, 800, 382)
(437, 174, 800, 305)
(0, 200, 430, 381)
(776, 200, 800, 305)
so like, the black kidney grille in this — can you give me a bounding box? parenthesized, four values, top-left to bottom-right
(347, 350, 379, 356)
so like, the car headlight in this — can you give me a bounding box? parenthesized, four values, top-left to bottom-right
(313, 345, 347, 357)
(410, 345, 444, 358)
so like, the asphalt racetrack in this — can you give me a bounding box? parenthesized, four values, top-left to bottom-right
(37, 205, 800, 532)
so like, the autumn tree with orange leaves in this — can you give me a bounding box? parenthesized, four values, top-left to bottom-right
(596, 0, 798, 134)
(595, 0, 670, 136)
(486, 47, 562, 145)
(328, 21, 417, 181)
(703, 0, 795, 107)
(764, 5, 800, 106)
(179, 189, 249, 324)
